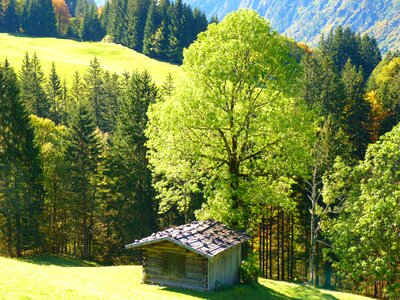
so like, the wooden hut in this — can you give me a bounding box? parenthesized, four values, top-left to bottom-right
(125, 220, 250, 291)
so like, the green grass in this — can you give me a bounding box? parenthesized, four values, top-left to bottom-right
(0, 255, 373, 300)
(0, 33, 182, 84)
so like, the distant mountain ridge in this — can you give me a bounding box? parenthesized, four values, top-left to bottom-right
(183, 0, 400, 52)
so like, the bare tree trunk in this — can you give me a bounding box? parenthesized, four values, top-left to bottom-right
(281, 210, 285, 281)
(7, 215, 13, 257)
(277, 206, 280, 280)
(269, 208, 273, 279)
(309, 165, 318, 286)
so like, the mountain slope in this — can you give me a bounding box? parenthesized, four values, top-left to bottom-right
(184, 0, 400, 52)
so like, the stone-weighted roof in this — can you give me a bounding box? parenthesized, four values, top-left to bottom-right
(125, 220, 250, 258)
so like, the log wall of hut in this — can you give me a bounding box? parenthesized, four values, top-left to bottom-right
(208, 245, 241, 290)
(142, 241, 208, 291)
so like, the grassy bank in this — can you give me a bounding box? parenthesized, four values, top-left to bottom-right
(0, 255, 373, 300)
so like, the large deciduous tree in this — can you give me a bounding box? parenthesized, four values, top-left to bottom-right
(146, 10, 314, 230)
(323, 124, 400, 299)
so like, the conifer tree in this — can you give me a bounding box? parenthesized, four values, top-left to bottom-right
(46, 62, 63, 123)
(19, 52, 50, 118)
(341, 59, 370, 158)
(67, 101, 102, 259)
(107, 0, 126, 43)
(4, 0, 19, 33)
(80, 6, 104, 41)
(160, 72, 174, 98)
(167, 0, 184, 62)
(101, 71, 120, 132)
(0, 0, 5, 30)
(107, 70, 158, 255)
(22, 0, 57, 36)
(83, 57, 105, 130)
(142, 0, 160, 56)
(0, 60, 42, 257)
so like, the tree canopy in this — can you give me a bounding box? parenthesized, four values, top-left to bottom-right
(146, 9, 314, 229)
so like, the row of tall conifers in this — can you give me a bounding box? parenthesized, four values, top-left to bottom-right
(0, 0, 210, 63)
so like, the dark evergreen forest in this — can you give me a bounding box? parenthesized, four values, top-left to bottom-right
(0, 0, 209, 63)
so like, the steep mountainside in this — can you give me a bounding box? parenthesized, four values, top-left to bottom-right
(183, 0, 400, 52)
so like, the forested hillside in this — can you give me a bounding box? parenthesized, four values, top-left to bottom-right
(1, 8, 400, 300)
(183, 0, 400, 52)
(0, 0, 209, 63)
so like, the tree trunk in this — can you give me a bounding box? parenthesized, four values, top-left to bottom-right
(7, 215, 13, 257)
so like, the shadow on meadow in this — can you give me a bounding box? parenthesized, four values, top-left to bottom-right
(163, 282, 340, 300)
(17, 255, 99, 267)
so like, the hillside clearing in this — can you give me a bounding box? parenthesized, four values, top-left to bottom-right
(0, 34, 182, 84)
(0, 256, 373, 300)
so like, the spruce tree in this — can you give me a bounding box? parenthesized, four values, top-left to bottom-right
(160, 72, 174, 98)
(107, 70, 158, 255)
(101, 71, 120, 132)
(4, 0, 19, 33)
(22, 0, 57, 36)
(67, 101, 102, 259)
(142, 0, 160, 56)
(46, 62, 63, 123)
(80, 6, 105, 41)
(0, 60, 42, 256)
(341, 59, 370, 158)
(83, 57, 105, 130)
(107, 0, 127, 44)
(167, 0, 184, 62)
(19, 52, 50, 118)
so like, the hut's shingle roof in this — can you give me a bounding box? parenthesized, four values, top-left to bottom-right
(125, 220, 250, 258)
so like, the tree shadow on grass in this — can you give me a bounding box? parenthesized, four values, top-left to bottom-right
(18, 255, 99, 267)
(163, 283, 294, 300)
(162, 282, 340, 300)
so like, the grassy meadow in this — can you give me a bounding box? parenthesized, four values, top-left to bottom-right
(0, 255, 373, 300)
(0, 33, 182, 84)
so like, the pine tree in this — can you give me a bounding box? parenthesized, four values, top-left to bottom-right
(22, 0, 57, 36)
(0, 60, 42, 257)
(142, 0, 160, 56)
(83, 57, 105, 130)
(19, 52, 50, 118)
(46, 62, 63, 123)
(4, 0, 19, 33)
(107, 0, 127, 44)
(160, 72, 174, 98)
(167, 0, 184, 62)
(70, 71, 82, 102)
(100, 0, 110, 30)
(360, 34, 381, 80)
(80, 6, 105, 41)
(107, 70, 158, 256)
(101, 71, 120, 132)
(67, 101, 102, 259)
(341, 59, 370, 158)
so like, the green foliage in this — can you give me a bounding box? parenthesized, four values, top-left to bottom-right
(21, 0, 57, 36)
(322, 124, 400, 299)
(147, 10, 314, 229)
(240, 254, 261, 284)
(19, 52, 51, 118)
(79, 6, 104, 41)
(104, 70, 158, 262)
(0, 59, 42, 256)
(67, 101, 104, 259)
(107, 0, 207, 63)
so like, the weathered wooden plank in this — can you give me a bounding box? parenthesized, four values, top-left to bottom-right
(144, 278, 207, 292)
(145, 274, 208, 285)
